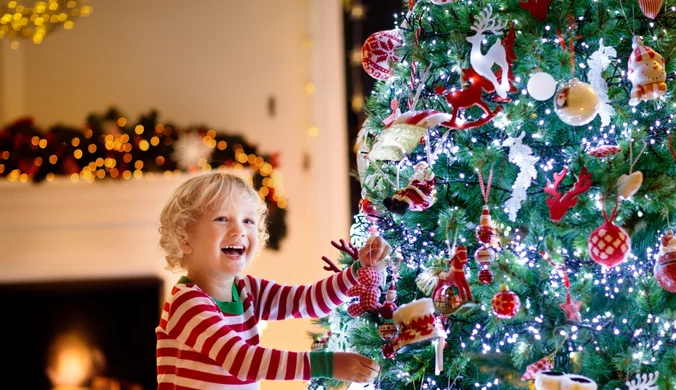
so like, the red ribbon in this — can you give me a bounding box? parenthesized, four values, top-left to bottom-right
(477, 165, 494, 204)
(556, 28, 582, 74)
(539, 251, 570, 289)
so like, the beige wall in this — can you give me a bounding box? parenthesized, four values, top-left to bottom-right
(0, 1, 349, 389)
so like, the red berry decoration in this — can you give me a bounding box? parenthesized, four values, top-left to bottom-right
(361, 29, 403, 80)
(654, 230, 676, 292)
(492, 285, 520, 319)
(382, 343, 396, 359)
(478, 268, 494, 285)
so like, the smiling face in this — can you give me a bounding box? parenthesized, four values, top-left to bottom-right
(181, 187, 260, 282)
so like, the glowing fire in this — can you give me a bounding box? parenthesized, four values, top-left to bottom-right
(46, 331, 101, 389)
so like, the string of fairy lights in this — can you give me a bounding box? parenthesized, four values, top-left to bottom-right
(0, 0, 92, 48)
(348, 203, 676, 389)
(1, 117, 285, 211)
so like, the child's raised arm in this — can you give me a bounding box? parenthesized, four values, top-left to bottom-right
(247, 236, 391, 322)
(244, 261, 360, 321)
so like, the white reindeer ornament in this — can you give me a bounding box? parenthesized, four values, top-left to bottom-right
(466, 5, 510, 98)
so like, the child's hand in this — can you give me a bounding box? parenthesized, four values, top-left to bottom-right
(333, 352, 380, 383)
(358, 236, 391, 268)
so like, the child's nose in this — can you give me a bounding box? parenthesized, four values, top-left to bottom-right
(229, 223, 245, 236)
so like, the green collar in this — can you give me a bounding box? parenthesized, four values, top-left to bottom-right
(177, 276, 244, 315)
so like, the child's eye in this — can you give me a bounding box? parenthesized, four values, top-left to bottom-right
(244, 218, 256, 225)
(214, 217, 227, 222)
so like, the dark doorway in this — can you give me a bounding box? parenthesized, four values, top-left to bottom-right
(344, 1, 402, 217)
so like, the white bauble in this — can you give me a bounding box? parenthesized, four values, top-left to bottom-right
(554, 78, 599, 126)
(527, 72, 557, 101)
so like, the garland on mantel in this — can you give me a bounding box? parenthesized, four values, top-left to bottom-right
(0, 107, 288, 249)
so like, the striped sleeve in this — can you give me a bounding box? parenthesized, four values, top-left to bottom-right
(165, 287, 312, 382)
(249, 261, 360, 321)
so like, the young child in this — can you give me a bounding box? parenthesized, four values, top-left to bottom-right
(156, 172, 386, 389)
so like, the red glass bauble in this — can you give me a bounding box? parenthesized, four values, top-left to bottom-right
(655, 252, 676, 293)
(378, 323, 398, 341)
(433, 285, 463, 315)
(380, 301, 397, 319)
(491, 285, 520, 319)
(474, 246, 496, 267)
(359, 198, 380, 222)
(382, 343, 396, 359)
(476, 226, 495, 245)
(478, 268, 494, 285)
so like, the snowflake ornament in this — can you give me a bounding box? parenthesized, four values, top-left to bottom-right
(625, 372, 659, 390)
(503, 132, 538, 222)
(172, 132, 213, 171)
(587, 38, 617, 127)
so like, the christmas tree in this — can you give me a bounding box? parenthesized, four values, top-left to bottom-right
(310, 0, 676, 389)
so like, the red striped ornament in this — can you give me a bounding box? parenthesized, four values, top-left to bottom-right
(638, 0, 663, 19)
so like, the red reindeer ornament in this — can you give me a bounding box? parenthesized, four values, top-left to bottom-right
(435, 68, 503, 130)
(545, 167, 592, 223)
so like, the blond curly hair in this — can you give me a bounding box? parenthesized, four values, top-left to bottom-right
(158, 172, 269, 272)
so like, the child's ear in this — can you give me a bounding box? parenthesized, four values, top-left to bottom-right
(180, 240, 193, 255)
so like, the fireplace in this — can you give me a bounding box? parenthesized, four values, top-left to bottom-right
(0, 276, 162, 390)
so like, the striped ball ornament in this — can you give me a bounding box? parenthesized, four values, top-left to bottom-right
(638, 0, 663, 19)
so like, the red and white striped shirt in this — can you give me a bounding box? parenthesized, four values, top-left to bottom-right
(156, 263, 359, 389)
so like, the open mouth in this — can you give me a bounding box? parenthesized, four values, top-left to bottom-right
(221, 245, 245, 257)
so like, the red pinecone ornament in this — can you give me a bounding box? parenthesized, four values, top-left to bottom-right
(492, 285, 520, 319)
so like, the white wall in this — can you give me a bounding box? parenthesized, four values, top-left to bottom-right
(0, 1, 349, 389)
